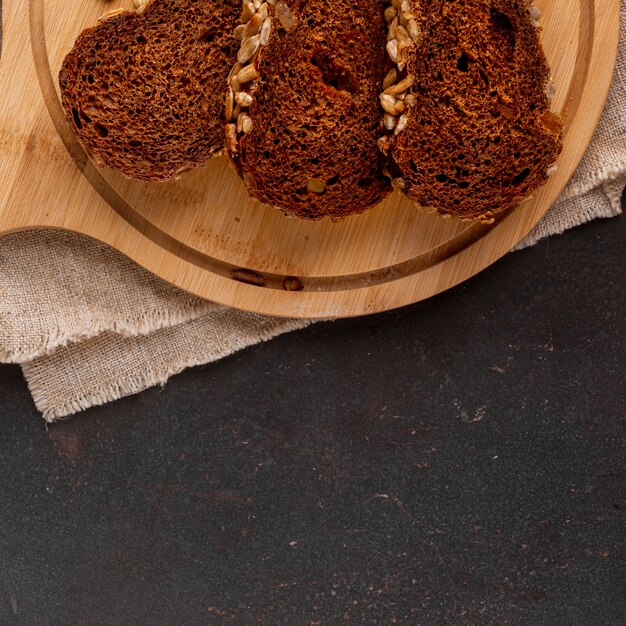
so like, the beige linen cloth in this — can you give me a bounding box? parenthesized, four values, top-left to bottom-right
(1, 9, 625, 421)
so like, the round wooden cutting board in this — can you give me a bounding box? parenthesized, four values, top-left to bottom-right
(0, 0, 620, 318)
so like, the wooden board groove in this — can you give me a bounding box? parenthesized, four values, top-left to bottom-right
(0, 0, 620, 318)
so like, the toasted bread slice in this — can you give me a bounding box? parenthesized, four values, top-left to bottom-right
(225, 0, 392, 220)
(378, 0, 563, 222)
(59, 0, 239, 182)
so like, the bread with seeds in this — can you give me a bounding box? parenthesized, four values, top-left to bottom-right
(378, 0, 563, 222)
(225, 0, 392, 219)
(59, 0, 239, 182)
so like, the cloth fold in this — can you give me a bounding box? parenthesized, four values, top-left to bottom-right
(1, 6, 625, 420)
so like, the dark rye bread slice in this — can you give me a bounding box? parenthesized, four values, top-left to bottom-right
(225, 0, 392, 220)
(378, 0, 563, 222)
(59, 0, 239, 182)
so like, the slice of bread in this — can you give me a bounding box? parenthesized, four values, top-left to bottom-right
(378, 0, 563, 222)
(59, 0, 239, 182)
(225, 0, 392, 220)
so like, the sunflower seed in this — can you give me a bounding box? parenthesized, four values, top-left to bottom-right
(386, 39, 399, 63)
(381, 94, 400, 115)
(276, 2, 297, 31)
(241, 114, 254, 134)
(226, 88, 235, 120)
(388, 16, 398, 41)
(382, 68, 398, 90)
(97, 8, 126, 22)
(238, 34, 261, 63)
(394, 113, 408, 134)
(241, 1, 255, 24)
(228, 62, 243, 81)
(237, 111, 253, 133)
(238, 64, 259, 83)
(244, 12, 264, 37)
(395, 25, 410, 41)
(384, 114, 397, 130)
(307, 179, 326, 194)
(397, 39, 410, 64)
(399, 11, 414, 27)
(384, 75, 414, 96)
(231, 75, 241, 93)
(384, 6, 397, 23)
(407, 19, 420, 41)
(260, 17, 272, 45)
(235, 91, 254, 106)
(234, 24, 246, 39)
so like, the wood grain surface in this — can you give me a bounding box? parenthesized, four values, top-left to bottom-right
(0, 0, 620, 318)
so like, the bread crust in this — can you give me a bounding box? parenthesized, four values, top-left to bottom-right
(379, 0, 563, 222)
(226, 0, 392, 220)
(59, 0, 239, 182)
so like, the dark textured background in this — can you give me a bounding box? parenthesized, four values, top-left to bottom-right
(1, 201, 625, 625)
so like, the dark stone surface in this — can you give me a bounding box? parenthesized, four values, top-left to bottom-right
(0, 208, 624, 625)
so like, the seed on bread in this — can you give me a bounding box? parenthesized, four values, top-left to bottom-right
(244, 12, 264, 37)
(381, 94, 400, 116)
(235, 91, 254, 106)
(386, 40, 399, 63)
(241, 1, 255, 23)
(97, 8, 127, 23)
(306, 179, 326, 194)
(384, 75, 413, 95)
(528, 5, 541, 26)
(260, 17, 272, 45)
(238, 64, 259, 83)
(385, 6, 398, 23)
(388, 16, 399, 41)
(395, 25, 410, 42)
(237, 112, 254, 134)
(382, 68, 398, 90)
(238, 34, 261, 63)
(394, 113, 408, 135)
(546, 163, 558, 177)
(231, 75, 242, 93)
(407, 19, 420, 41)
(384, 114, 397, 130)
(226, 87, 235, 120)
